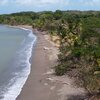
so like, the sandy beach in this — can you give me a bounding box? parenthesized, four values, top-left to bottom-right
(16, 29, 59, 100)
(16, 27, 87, 100)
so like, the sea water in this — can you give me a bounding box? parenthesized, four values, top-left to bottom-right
(0, 25, 36, 100)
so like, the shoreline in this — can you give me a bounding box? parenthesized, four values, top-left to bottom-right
(0, 25, 37, 100)
(16, 26, 87, 100)
(16, 28, 60, 100)
(14, 26, 37, 100)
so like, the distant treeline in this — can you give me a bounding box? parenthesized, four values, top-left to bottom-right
(0, 10, 100, 27)
(1, 10, 100, 99)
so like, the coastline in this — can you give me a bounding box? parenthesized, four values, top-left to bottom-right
(0, 25, 37, 100)
(16, 26, 87, 100)
(16, 28, 60, 100)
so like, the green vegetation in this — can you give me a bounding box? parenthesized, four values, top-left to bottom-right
(1, 10, 100, 99)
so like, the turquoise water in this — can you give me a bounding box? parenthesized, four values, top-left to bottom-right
(0, 25, 36, 100)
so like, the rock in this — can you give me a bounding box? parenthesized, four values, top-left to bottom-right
(43, 47, 50, 50)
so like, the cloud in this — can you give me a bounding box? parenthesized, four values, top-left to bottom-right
(0, 0, 8, 6)
(92, 0, 100, 5)
(37, 0, 69, 7)
(0, 0, 69, 6)
(80, 0, 100, 6)
(40, 0, 58, 4)
(15, 0, 33, 5)
(0, 0, 100, 8)
(13, 0, 100, 7)
(14, 0, 58, 6)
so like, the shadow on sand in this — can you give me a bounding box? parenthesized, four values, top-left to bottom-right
(67, 94, 88, 100)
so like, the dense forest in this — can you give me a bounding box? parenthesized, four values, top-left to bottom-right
(0, 10, 100, 99)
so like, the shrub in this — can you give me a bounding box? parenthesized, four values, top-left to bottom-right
(55, 64, 68, 76)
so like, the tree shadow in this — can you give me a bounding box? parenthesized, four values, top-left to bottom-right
(67, 94, 88, 100)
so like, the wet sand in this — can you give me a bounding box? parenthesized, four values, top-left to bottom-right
(16, 29, 59, 100)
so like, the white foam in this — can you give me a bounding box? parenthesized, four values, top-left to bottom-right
(1, 27, 37, 100)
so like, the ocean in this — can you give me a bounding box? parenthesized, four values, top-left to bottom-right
(0, 25, 36, 100)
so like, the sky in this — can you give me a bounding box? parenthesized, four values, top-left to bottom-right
(0, 0, 100, 14)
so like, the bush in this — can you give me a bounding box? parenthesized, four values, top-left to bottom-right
(72, 48, 83, 58)
(55, 64, 67, 76)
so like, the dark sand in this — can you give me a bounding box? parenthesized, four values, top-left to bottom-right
(16, 30, 58, 100)
(16, 28, 87, 100)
